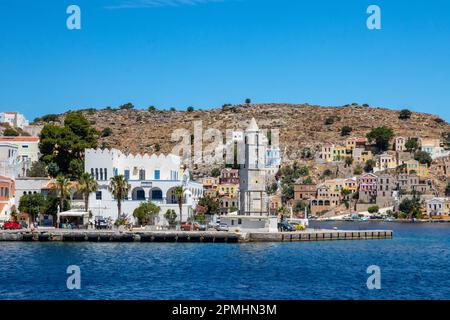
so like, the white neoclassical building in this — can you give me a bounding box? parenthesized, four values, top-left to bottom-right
(84, 148, 203, 225)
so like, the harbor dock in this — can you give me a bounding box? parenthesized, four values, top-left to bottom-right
(0, 229, 393, 243)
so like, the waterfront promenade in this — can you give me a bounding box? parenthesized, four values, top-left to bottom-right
(0, 228, 393, 243)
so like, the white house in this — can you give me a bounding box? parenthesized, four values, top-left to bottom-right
(420, 138, 450, 160)
(84, 148, 203, 225)
(426, 197, 450, 217)
(0, 136, 40, 177)
(0, 112, 29, 128)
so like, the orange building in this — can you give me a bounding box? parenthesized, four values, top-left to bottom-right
(0, 175, 16, 222)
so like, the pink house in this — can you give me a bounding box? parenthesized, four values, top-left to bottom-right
(358, 173, 378, 196)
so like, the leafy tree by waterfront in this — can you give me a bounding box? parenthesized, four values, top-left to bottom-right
(368, 205, 379, 214)
(197, 196, 219, 215)
(366, 126, 394, 152)
(56, 175, 70, 214)
(39, 112, 98, 179)
(108, 175, 131, 221)
(174, 186, 185, 226)
(164, 209, 177, 228)
(414, 151, 433, 166)
(18, 193, 46, 223)
(133, 202, 161, 225)
(399, 198, 422, 219)
(77, 173, 98, 212)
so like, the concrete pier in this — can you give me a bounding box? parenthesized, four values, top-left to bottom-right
(0, 229, 392, 243)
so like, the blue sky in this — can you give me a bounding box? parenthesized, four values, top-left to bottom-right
(0, 0, 449, 121)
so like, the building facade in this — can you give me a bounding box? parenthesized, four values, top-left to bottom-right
(0, 112, 29, 128)
(239, 118, 269, 216)
(84, 148, 203, 224)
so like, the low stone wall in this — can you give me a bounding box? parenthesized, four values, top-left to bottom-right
(0, 229, 393, 243)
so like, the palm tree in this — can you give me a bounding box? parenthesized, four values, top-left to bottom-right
(77, 172, 98, 212)
(56, 175, 70, 214)
(174, 185, 185, 228)
(108, 175, 131, 221)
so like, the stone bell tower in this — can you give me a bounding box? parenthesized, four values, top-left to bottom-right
(239, 118, 269, 216)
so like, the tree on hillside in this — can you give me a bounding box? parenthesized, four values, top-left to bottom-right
(364, 160, 376, 173)
(3, 128, 19, 136)
(101, 127, 113, 137)
(414, 151, 433, 166)
(39, 112, 98, 179)
(445, 183, 450, 197)
(340, 126, 353, 136)
(119, 102, 134, 110)
(399, 109, 412, 120)
(245, 98, 251, 105)
(405, 139, 419, 153)
(187, 106, 194, 112)
(366, 126, 394, 152)
(211, 168, 221, 178)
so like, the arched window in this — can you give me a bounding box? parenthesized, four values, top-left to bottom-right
(139, 169, 146, 181)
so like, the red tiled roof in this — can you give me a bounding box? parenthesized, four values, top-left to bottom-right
(0, 136, 39, 142)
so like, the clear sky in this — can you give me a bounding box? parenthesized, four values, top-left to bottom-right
(0, 0, 449, 121)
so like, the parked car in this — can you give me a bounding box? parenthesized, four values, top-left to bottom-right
(95, 218, 109, 230)
(215, 223, 229, 232)
(181, 222, 206, 231)
(278, 221, 296, 232)
(289, 222, 305, 230)
(18, 221, 28, 229)
(3, 221, 22, 230)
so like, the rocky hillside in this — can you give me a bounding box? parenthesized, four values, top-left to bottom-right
(34, 103, 450, 176)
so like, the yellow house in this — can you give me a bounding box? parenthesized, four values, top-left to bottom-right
(344, 178, 358, 193)
(332, 146, 347, 161)
(218, 183, 239, 198)
(405, 159, 429, 177)
(353, 148, 373, 163)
